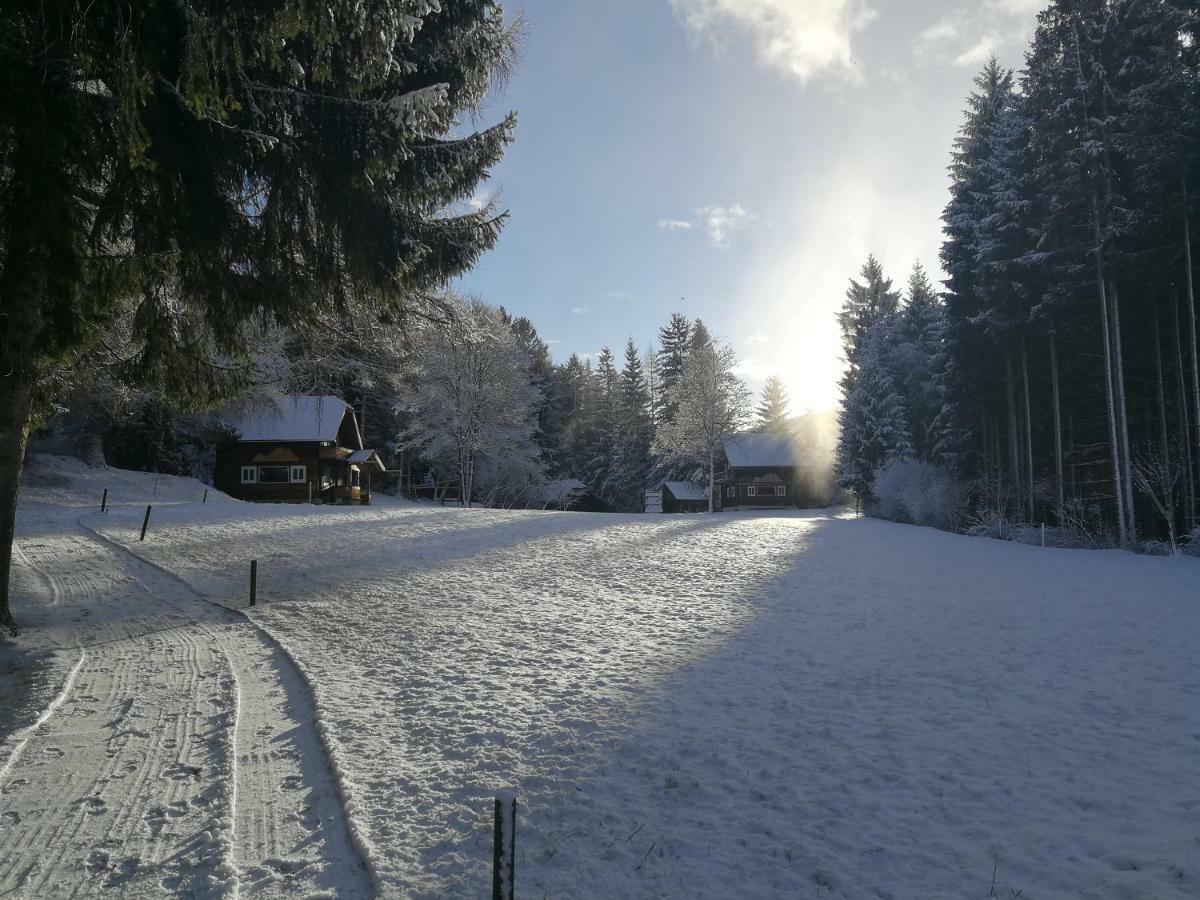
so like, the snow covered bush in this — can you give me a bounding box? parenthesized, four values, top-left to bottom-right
(1183, 528, 1200, 558)
(870, 458, 964, 531)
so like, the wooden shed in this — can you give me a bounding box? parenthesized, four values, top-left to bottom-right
(659, 481, 709, 514)
(215, 396, 385, 504)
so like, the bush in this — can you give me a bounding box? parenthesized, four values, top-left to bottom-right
(1184, 528, 1200, 558)
(870, 458, 965, 532)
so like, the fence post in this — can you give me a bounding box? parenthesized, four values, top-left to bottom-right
(492, 792, 515, 900)
(100, 489, 107, 514)
(139, 505, 152, 541)
(249, 559, 258, 607)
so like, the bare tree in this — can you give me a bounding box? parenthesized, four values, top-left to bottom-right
(1133, 441, 1184, 553)
(401, 297, 544, 507)
(653, 339, 750, 512)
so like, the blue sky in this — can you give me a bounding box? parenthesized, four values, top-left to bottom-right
(456, 0, 1040, 413)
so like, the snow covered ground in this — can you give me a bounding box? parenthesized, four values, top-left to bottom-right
(4, 455, 1199, 898)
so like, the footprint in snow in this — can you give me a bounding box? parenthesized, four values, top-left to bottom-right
(162, 763, 202, 782)
(75, 796, 107, 816)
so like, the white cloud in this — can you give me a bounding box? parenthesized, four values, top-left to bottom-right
(571, 307, 590, 315)
(658, 218, 694, 231)
(954, 35, 999, 68)
(605, 290, 631, 300)
(919, 20, 959, 44)
(669, 0, 877, 84)
(697, 204, 756, 247)
(744, 332, 769, 346)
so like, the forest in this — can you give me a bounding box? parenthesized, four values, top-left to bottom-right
(836, 1, 1200, 552)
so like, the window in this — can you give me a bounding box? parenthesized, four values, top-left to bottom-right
(746, 485, 787, 497)
(290, 466, 307, 484)
(258, 465, 290, 484)
(240, 466, 257, 484)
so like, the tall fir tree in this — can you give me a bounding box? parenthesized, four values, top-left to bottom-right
(0, 0, 518, 631)
(755, 376, 791, 432)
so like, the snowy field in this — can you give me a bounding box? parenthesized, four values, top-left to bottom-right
(3, 455, 1199, 898)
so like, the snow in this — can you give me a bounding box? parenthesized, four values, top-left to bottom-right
(723, 432, 805, 468)
(226, 395, 360, 445)
(4, 455, 1200, 898)
(662, 480, 708, 501)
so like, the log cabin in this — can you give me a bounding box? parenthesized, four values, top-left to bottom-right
(215, 395, 385, 504)
(714, 432, 805, 511)
(653, 481, 709, 513)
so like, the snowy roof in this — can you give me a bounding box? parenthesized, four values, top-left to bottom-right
(346, 449, 385, 470)
(228, 396, 362, 447)
(723, 433, 804, 468)
(663, 481, 708, 501)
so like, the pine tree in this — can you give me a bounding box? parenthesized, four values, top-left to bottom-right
(837, 255, 901, 399)
(656, 314, 693, 425)
(606, 339, 654, 510)
(837, 324, 914, 503)
(0, 1, 518, 631)
(755, 376, 791, 432)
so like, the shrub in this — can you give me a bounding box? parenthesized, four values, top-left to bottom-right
(870, 458, 965, 532)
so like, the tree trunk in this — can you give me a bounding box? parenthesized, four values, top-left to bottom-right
(0, 375, 36, 634)
(1006, 350, 1021, 521)
(0, 140, 51, 634)
(1176, 288, 1197, 530)
(1185, 191, 1200, 529)
(1050, 331, 1065, 516)
(707, 448, 715, 514)
(1099, 193, 1123, 547)
(1021, 335, 1035, 522)
(1109, 283, 1136, 542)
(1153, 300, 1176, 545)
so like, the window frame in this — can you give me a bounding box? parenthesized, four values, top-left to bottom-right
(290, 465, 307, 484)
(240, 466, 257, 485)
(257, 464, 290, 485)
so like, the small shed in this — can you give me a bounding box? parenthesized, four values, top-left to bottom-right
(661, 481, 709, 514)
(215, 396, 385, 504)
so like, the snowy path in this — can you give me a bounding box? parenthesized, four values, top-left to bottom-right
(7, 458, 1200, 898)
(0, 510, 370, 897)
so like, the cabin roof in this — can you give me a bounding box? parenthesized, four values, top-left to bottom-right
(228, 395, 362, 446)
(723, 432, 804, 468)
(346, 449, 386, 470)
(663, 481, 708, 501)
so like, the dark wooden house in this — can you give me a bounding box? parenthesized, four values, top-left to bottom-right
(714, 433, 806, 511)
(215, 396, 385, 504)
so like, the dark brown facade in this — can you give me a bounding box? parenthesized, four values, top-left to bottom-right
(214, 400, 384, 504)
(662, 483, 708, 513)
(714, 466, 798, 511)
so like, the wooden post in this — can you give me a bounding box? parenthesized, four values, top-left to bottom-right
(308, 481, 313, 505)
(100, 489, 107, 513)
(203, 488, 208, 504)
(153, 473, 159, 497)
(1041, 523, 1046, 547)
(492, 792, 516, 900)
(249, 559, 257, 607)
(139, 505, 152, 541)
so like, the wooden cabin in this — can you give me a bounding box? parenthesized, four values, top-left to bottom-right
(215, 396, 385, 504)
(714, 433, 804, 511)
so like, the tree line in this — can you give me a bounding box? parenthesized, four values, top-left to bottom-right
(838, 0, 1200, 551)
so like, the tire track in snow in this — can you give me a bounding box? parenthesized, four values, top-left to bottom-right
(80, 518, 374, 898)
(1, 527, 237, 897)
